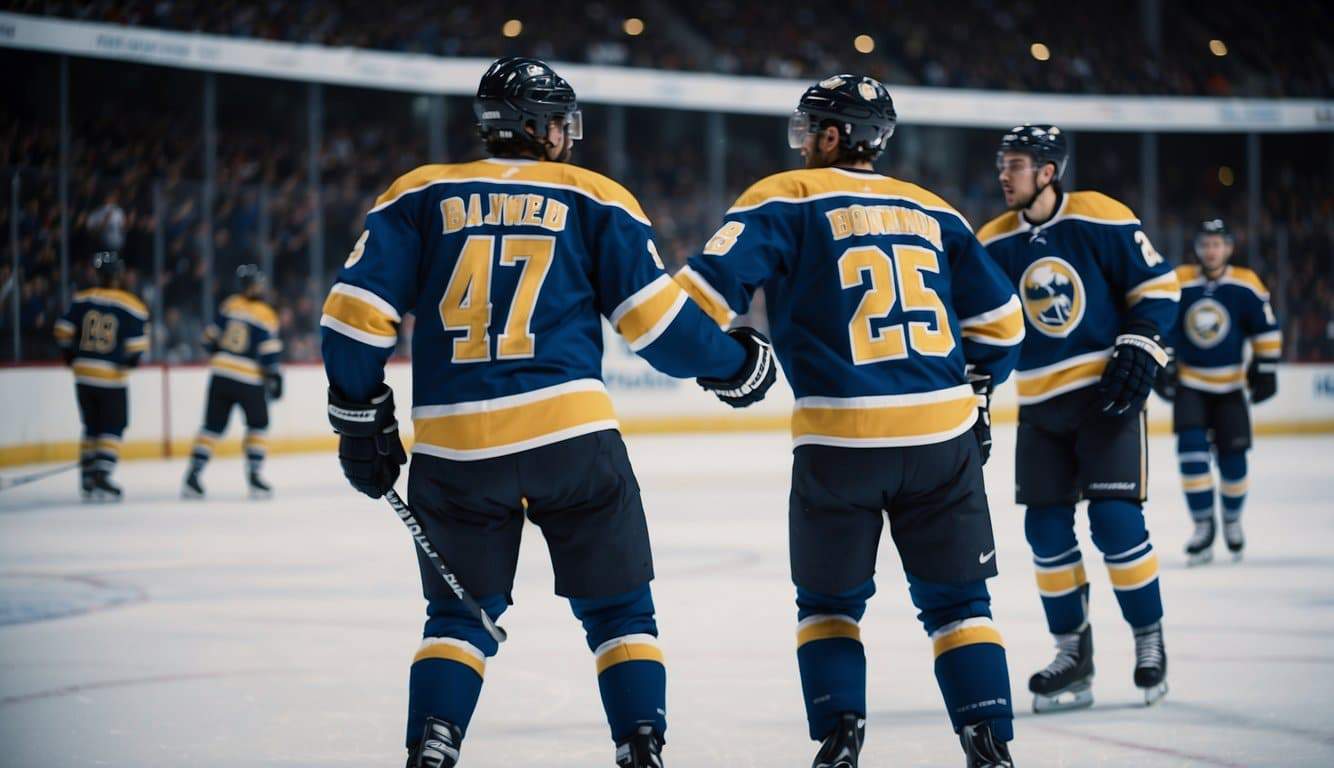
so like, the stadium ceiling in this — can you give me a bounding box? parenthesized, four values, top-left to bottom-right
(3, 12, 1331, 133)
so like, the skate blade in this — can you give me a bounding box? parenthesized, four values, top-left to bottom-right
(1033, 685, 1094, 714)
(1186, 550, 1214, 567)
(1228, 549, 1244, 562)
(182, 487, 204, 500)
(1142, 681, 1168, 706)
(248, 488, 273, 501)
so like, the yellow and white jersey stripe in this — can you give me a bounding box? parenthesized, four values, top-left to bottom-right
(320, 282, 402, 349)
(411, 378, 619, 461)
(1014, 348, 1113, 405)
(792, 384, 979, 449)
(959, 295, 1026, 347)
(210, 350, 266, 385)
(1126, 271, 1181, 307)
(1179, 362, 1246, 393)
(1249, 329, 1283, 359)
(71, 357, 129, 388)
(609, 274, 688, 352)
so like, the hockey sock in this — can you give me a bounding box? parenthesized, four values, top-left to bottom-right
(795, 579, 873, 741)
(406, 591, 508, 746)
(908, 575, 1013, 742)
(1177, 428, 1215, 520)
(94, 434, 120, 476)
(571, 584, 666, 743)
(1024, 505, 1088, 634)
(190, 430, 218, 471)
(1089, 500, 1163, 629)
(244, 430, 268, 474)
(1217, 451, 1248, 523)
(80, 437, 95, 479)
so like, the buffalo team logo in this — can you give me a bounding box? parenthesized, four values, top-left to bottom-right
(1020, 257, 1085, 337)
(1184, 298, 1230, 349)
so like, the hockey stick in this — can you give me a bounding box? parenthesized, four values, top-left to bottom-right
(0, 462, 80, 492)
(385, 489, 508, 644)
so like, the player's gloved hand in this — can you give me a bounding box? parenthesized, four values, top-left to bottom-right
(1152, 351, 1178, 403)
(697, 327, 777, 408)
(1247, 358, 1278, 404)
(265, 371, 284, 401)
(327, 384, 406, 498)
(968, 371, 993, 465)
(1097, 321, 1169, 416)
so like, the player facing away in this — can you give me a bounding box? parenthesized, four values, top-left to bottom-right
(53, 251, 150, 502)
(319, 57, 775, 768)
(978, 125, 1180, 711)
(1154, 219, 1281, 564)
(679, 75, 1024, 768)
(182, 265, 284, 499)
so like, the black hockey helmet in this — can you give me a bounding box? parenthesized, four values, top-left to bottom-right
(789, 74, 896, 159)
(1194, 218, 1234, 255)
(236, 263, 266, 294)
(997, 124, 1069, 180)
(92, 250, 124, 286)
(475, 57, 582, 152)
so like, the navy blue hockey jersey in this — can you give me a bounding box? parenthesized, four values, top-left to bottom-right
(321, 158, 744, 461)
(1172, 264, 1281, 393)
(977, 191, 1180, 405)
(680, 167, 1024, 448)
(53, 288, 150, 387)
(204, 294, 282, 386)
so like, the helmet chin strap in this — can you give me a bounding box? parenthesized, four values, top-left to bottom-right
(1015, 169, 1050, 213)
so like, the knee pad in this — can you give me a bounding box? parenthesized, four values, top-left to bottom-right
(569, 584, 658, 652)
(1087, 499, 1149, 557)
(796, 578, 875, 623)
(1024, 505, 1078, 558)
(905, 575, 992, 635)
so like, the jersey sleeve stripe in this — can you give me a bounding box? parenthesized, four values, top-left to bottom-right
(321, 286, 401, 345)
(319, 314, 399, 348)
(1125, 271, 1181, 306)
(610, 275, 688, 350)
(328, 282, 403, 322)
(959, 296, 1026, 346)
(673, 267, 736, 327)
(258, 339, 284, 354)
(124, 336, 150, 352)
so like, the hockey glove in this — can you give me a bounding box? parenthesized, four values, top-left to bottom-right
(697, 327, 777, 408)
(968, 371, 993, 465)
(1247, 358, 1278, 404)
(328, 384, 406, 499)
(1152, 350, 1178, 403)
(265, 370, 284, 401)
(1097, 321, 1170, 416)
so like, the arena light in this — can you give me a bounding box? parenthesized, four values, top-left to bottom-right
(502, 19, 523, 38)
(624, 17, 645, 36)
(1218, 166, 1235, 186)
(1030, 42, 1051, 61)
(1209, 39, 1228, 57)
(854, 34, 875, 54)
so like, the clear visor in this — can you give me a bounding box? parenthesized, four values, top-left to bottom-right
(564, 109, 583, 141)
(788, 109, 812, 149)
(996, 152, 1036, 174)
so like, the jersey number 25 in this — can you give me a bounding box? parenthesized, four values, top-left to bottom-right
(840, 244, 954, 365)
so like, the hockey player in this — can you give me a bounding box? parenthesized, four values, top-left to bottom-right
(319, 57, 775, 768)
(978, 125, 1179, 711)
(1155, 219, 1280, 564)
(182, 264, 283, 499)
(680, 75, 1024, 768)
(53, 251, 150, 501)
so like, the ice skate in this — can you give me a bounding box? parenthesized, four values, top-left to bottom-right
(812, 712, 864, 768)
(1133, 622, 1168, 706)
(1029, 624, 1094, 713)
(407, 717, 461, 768)
(182, 469, 205, 500)
(960, 722, 1014, 767)
(86, 471, 123, 503)
(247, 471, 273, 500)
(79, 468, 95, 501)
(615, 723, 664, 768)
(1223, 519, 1244, 561)
(1184, 517, 1215, 566)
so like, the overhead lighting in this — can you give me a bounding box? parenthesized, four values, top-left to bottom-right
(1209, 39, 1228, 57)
(624, 17, 645, 36)
(854, 34, 875, 54)
(1218, 166, 1235, 186)
(502, 19, 523, 38)
(1030, 42, 1051, 61)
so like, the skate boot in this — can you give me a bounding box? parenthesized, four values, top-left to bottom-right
(1184, 517, 1215, 566)
(960, 722, 1014, 767)
(247, 471, 273, 500)
(1029, 624, 1094, 713)
(182, 468, 205, 500)
(615, 723, 664, 768)
(79, 468, 95, 501)
(812, 712, 864, 768)
(87, 471, 123, 503)
(1133, 622, 1168, 706)
(407, 717, 461, 768)
(1222, 518, 1244, 561)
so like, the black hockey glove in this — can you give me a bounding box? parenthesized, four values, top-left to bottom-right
(968, 372, 993, 465)
(328, 384, 406, 499)
(1152, 350, 1178, 403)
(697, 327, 777, 408)
(265, 370, 284, 401)
(1097, 321, 1170, 416)
(1247, 358, 1278, 404)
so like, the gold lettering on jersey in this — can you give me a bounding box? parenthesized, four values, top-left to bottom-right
(441, 193, 570, 234)
(826, 204, 942, 250)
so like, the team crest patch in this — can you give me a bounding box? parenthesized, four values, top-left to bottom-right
(858, 81, 879, 101)
(1184, 298, 1230, 349)
(1020, 256, 1085, 338)
(820, 76, 846, 90)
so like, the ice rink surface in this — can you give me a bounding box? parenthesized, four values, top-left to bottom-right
(2, 428, 1333, 767)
